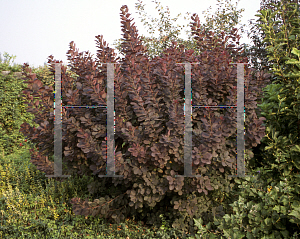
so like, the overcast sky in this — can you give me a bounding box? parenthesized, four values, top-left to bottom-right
(0, 0, 262, 70)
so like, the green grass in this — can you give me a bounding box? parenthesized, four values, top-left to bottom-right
(0, 146, 200, 238)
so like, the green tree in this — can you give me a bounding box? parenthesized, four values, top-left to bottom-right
(0, 53, 40, 156)
(253, 0, 300, 178)
(0, 51, 79, 89)
(27, 62, 79, 89)
(242, 0, 298, 74)
(200, 0, 246, 36)
(0, 52, 79, 156)
(112, 0, 247, 60)
(0, 52, 23, 72)
(241, 0, 300, 170)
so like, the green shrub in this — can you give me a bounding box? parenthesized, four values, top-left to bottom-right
(0, 147, 194, 238)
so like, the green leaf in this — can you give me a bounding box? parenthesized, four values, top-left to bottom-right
(285, 59, 300, 64)
(273, 205, 280, 213)
(289, 209, 300, 219)
(223, 214, 231, 222)
(281, 230, 289, 238)
(264, 218, 272, 226)
(260, 10, 267, 17)
(281, 197, 289, 206)
(283, 72, 300, 78)
(291, 145, 300, 153)
(291, 47, 300, 58)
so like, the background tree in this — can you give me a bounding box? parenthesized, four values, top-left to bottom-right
(253, 0, 300, 177)
(242, 0, 299, 74)
(200, 0, 246, 36)
(112, 0, 247, 60)
(241, 0, 300, 170)
(0, 52, 23, 72)
(0, 52, 79, 156)
(0, 51, 79, 89)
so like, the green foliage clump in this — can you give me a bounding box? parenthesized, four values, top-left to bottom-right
(0, 52, 79, 158)
(0, 147, 193, 238)
(0, 53, 40, 157)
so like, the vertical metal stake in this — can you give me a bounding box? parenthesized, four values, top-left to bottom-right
(46, 63, 71, 179)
